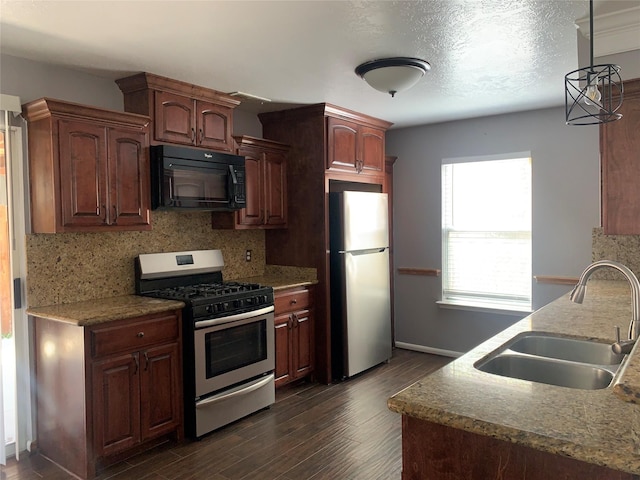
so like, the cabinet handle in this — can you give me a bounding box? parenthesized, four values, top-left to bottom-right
(288, 318, 293, 330)
(292, 312, 298, 327)
(199, 128, 204, 144)
(137, 331, 144, 338)
(290, 299, 297, 305)
(112, 205, 118, 222)
(191, 127, 196, 144)
(144, 351, 149, 371)
(133, 354, 139, 374)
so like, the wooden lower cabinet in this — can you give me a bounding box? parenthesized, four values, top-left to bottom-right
(33, 310, 183, 479)
(274, 286, 314, 388)
(401, 416, 633, 480)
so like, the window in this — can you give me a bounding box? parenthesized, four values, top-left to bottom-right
(441, 155, 532, 312)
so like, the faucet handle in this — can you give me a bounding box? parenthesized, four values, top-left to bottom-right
(612, 325, 635, 355)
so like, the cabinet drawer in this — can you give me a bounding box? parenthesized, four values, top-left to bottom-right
(91, 313, 179, 358)
(275, 288, 310, 314)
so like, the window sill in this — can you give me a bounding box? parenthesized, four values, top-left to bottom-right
(436, 300, 532, 317)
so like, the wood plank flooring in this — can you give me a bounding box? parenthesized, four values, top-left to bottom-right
(1, 349, 451, 480)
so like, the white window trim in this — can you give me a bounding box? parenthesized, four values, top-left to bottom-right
(440, 152, 532, 313)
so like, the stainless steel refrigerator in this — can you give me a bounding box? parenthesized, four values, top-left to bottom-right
(330, 191, 392, 380)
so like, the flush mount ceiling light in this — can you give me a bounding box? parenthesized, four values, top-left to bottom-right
(565, 0, 623, 125)
(355, 57, 430, 97)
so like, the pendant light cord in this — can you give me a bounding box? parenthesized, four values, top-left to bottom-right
(589, 0, 594, 71)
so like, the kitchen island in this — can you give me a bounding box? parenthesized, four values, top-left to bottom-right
(388, 280, 640, 479)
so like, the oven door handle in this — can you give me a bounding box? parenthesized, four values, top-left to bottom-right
(194, 305, 274, 329)
(196, 373, 274, 408)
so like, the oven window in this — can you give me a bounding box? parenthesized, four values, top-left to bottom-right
(205, 320, 267, 378)
(166, 168, 228, 204)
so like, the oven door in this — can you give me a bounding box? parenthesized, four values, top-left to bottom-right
(194, 306, 274, 398)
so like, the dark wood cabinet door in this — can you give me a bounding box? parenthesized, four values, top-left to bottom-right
(327, 117, 358, 172)
(237, 148, 264, 226)
(263, 150, 287, 226)
(360, 126, 385, 173)
(197, 100, 233, 152)
(92, 352, 141, 457)
(58, 120, 109, 227)
(601, 78, 640, 234)
(292, 309, 313, 378)
(108, 127, 151, 227)
(154, 91, 195, 145)
(274, 313, 292, 387)
(140, 342, 182, 440)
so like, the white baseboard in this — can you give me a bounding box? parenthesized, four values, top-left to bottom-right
(395, 341, 463, 358)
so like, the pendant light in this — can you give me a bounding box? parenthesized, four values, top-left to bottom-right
(565, 0, 623, 125)
(355, 57, 430, 97)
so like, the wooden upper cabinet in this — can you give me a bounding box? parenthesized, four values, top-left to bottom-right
(22, 98, 151, 233)
(116, 72, 240, 152)
(327, 116, 386, 174)
(211, 135, 289, 229)
(237, 149, 264, 226)
(601, 78, 640, 234)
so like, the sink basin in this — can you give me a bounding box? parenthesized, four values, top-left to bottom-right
(474, 332, 626, 390)
(476, 354, 615, 390)
(508, 334, 624, 366)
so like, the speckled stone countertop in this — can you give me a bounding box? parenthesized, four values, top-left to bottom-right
(235, 265, 318, 291)
(388, 280, 640, 475)
(26, 295, 185, 326)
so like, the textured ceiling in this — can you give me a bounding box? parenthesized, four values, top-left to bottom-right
(0, 0, 637, 128)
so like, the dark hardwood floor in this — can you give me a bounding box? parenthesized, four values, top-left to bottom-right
(1, 349, 451, 480)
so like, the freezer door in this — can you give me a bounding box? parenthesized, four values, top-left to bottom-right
(343, 248, 392, 377)
(342, 191, 389, 251)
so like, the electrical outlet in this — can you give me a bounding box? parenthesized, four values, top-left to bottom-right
(245, 249, 252, 262)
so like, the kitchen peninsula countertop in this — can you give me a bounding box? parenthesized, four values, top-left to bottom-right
(27, 295, 185, 326)
(388, 280, 640, 475)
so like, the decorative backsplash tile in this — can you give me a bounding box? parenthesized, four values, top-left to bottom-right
(25, 210, 265, 307)
(591, 227, 640, 279)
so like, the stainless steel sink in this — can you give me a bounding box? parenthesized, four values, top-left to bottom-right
(477, 354, 615, 390)
(474, 332, 625, 390)
(508, 334, 625, 365)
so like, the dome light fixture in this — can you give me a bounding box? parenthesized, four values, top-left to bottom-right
(355, 57, 430, 97)
(565, 0, 623, 125)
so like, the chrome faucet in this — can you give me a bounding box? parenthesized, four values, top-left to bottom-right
(570, 260, 640, 354)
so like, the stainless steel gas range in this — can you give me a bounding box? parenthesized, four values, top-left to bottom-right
(135, 249, 275, 439)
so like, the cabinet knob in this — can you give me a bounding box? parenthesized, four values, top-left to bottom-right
(137, 331, 144, 338)
(290, 299, 297, 305)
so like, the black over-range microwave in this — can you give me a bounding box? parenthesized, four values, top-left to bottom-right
(150, 144, 246, 211)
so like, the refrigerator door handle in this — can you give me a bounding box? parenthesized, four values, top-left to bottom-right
(338, 247, 388, 255)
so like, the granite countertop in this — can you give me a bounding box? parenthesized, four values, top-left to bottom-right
(26, 295, 185, 326)
(388, 280, 640, 475)
(235, 269, 318, 291)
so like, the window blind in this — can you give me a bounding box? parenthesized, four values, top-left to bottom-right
(442, 157, 532, 310)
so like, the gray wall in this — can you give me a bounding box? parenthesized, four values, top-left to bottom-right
(0, 54, 263, 137)
(386, 107, 600, 355)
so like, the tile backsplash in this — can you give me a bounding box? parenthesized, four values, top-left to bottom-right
(591, 227, 640, 278)
(26, 210, 265, 307)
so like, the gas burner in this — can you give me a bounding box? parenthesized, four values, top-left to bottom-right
(151, 282, 263, 301)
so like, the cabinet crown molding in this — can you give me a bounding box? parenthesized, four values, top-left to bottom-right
(22, 97, 150, 127)
(116, 72, 241, 109)
(259, 102, 393, 130)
